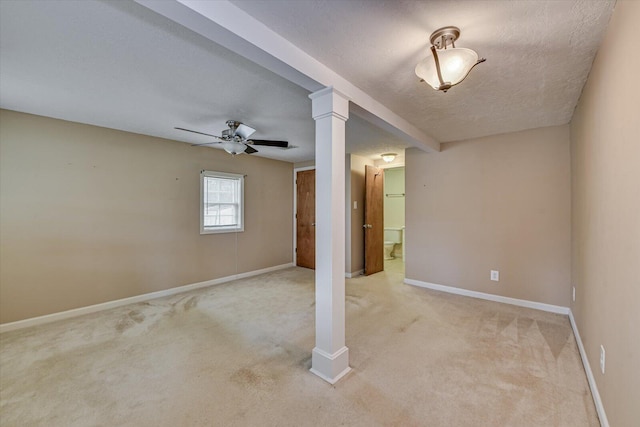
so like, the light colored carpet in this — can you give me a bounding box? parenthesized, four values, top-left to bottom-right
(0, 266, 598, 426)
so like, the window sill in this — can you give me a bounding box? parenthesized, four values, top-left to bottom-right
(200, 227, 244, 235)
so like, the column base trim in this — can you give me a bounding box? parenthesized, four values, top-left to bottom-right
(310, 346, 351, 384)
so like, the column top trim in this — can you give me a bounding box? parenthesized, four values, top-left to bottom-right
(312, 111, 349, 122)
(309, 86, 349, 101)
(310, 87, 350, 121)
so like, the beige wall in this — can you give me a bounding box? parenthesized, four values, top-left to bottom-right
(0, 110, 293, 324)
(405, 125, 571, 306)
(570, 1, 640, 425)
(293, 160, 315, 169)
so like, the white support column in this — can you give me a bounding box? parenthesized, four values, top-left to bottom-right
(309, 87, 351, 384)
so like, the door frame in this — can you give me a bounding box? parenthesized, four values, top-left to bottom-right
(293, 166, 316, 266)
(376, 160, 406, 271)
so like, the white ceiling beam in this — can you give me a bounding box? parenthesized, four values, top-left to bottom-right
(134, 0, 440, 153)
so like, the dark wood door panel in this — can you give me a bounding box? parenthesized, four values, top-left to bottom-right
(365, 165, 384, 275)
(296, 169, 315, 269)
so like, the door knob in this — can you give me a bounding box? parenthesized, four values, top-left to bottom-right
(363, 224, 372, 229)
(312, 223, 316, 226)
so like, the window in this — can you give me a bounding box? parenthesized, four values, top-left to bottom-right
(200, 171, 244, 234)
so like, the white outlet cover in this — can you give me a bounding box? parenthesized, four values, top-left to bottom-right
(572, 286, 576, 302)
(490, 270, 499, 281)
(600, 345, 605, 374)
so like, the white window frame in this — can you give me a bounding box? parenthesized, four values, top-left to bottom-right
(200, 170, 245, 234)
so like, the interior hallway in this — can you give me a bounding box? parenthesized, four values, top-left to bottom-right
(384, 257, 405, 275)
(0, 267, 597, 426)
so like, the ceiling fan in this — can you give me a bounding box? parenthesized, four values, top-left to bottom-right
(175, 120, 290, 155)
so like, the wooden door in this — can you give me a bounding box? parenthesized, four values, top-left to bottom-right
(364, 165, 384, 275)
(296, 169, 315, 269)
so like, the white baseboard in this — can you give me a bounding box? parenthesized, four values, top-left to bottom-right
(345, 270, 364, 278)
(569, 310, 609, 427)
(404, 278, 570, 315)
(404, 277, 606, 425)
(0, 263, 294, 334)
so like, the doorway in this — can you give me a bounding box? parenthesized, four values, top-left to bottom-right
(382, 166, 405, 274)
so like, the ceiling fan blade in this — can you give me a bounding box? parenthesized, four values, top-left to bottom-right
(175, 127, 222, 138)
(249, 139, 288, 148)
(190, 141, 220, 147)
(244, 145, 259, 154)
(235, 123, 256, 139)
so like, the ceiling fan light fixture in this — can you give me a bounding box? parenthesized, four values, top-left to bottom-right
(381, 152, 397, 163)
(221, 140, 247, 155)
(415, 26, 485, 92)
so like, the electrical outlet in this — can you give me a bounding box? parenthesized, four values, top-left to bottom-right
(600, 345, 606, 374)
(353, 201, 358, 210)
(572, 286, 576, 302)
(490, 270, 499, 281)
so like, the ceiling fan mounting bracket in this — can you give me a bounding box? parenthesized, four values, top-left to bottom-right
(225, 120, 242, 131)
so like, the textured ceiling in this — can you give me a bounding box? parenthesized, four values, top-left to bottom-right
(0, 0, 615, 163)
(232, 0, 615, 142)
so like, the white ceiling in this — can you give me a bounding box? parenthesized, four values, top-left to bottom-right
(0, 0, 615, 162)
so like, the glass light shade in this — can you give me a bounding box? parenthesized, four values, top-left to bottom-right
(415, 47, 479, 90)
(221, 140, 247, 155)
(381, 153, 397, 163)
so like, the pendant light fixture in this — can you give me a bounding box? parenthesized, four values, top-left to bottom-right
(415, 26, 485, 92)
